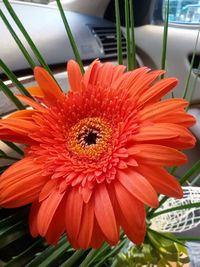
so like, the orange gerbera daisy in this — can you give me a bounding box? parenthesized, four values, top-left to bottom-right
(0, 60, 196, 249)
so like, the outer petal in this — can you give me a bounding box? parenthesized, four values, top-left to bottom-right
(45, 196, 66, 245)
(0, 158, 46, 208)
(117, 169, 158, 208)
(139, 98, 189, 122)
(132, 123, 196, 149)
(114, 180, 146, 244)
(136, 165, 183, 198)
(37, 189, 65, 237)
(8, 109, 37, 120)
(0, 118, 39, 135)
(34, 67, 64, 106)
(77, 199, 94, 249)
(67, 60, 83, 92)
(89, 217, 104, 249)
(65, 187, 83, 245)
(133, 144, 187, 166)
(26, 86, 44, 98)
(94, 183, 119, 245)
(137, 78, 178, 108)
(16, 95, 46, 111)
(82, 59, 101, 87)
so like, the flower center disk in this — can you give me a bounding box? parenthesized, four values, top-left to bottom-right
(67, 117, 112, 159)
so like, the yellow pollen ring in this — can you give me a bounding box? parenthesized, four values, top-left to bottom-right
(67, 117, 112, 159)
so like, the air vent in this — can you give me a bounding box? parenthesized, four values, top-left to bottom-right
(91, 27, 126, 56)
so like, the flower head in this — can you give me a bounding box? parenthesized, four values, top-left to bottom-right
(0, 60, 196, 249)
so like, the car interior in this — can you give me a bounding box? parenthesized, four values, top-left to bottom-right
(0, 0, 200, 264)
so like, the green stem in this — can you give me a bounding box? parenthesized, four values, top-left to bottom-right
(0, 79, 25, 110)
(3, 0, 54, 77)
(2, 141, 24, 156)
(56, 0, 84, 74)
(129, 0, 136, 69)
(125, 0, 131, 71)
(61, 249, 85, 267)
(0, 10, 36, 69)
(115, 0, 123, 65)
(161, 0, 169, 79)
(0, 59, 33, 99)
(79, 249, 99, 267)
(151, 202, 200, 218)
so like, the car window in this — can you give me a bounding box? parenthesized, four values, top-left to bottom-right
(166, 0, 200, 24)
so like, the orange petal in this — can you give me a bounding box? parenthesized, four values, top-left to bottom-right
(45, 196, 66, 245)
(65, 187, 83, 243)
(94, 183, 119, 245)
(137, 165, 183, 198)
(133, 124, 178, 142)
(114, 180, 146, 244)
(26, 86, 44, 97)
(129, 70, 165, 100)
(137, 78, 178, 107)
(113, 67, 150, 91)
(155, 112, 196, 128)
(139, 98, 189, 122)
(89, 217, 104, 249)
(95, 62, 114, 88)
(0, 158, 46, 208)
(8, 109, 37, 120)
(37, 190, 65, 236)
(67, 60, 83, 92)
(0, 118, 39, 135)
(133, 144, 187, 166)
(16, 95, 46, 111)
(132, 123, 196, 149)
(0, 128, 35, 144)
(117, 169, 158, 208)
(77, 199, 94, 249)
(111, 65, 126, 84)
(34, 67, 64, 106)
(82, 59, 101, 87)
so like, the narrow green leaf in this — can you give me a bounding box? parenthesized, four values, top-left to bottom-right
(94, 240, 127, 267)
(177, 237, 200, 242)
(3, 0, 54, 77)
(56, 0, 84, 74)
(182, 28, 200, 99)
(0, 79, 25, 110)
(0, 59, 33, 99)
(27, 237, 70, 267)
(115, 0, 123, 65)
(5, 239, 43, 267)
(0, 10, 36, 69)
(129, 0, 137, 69)
(78, 249, 99, 267)
(161, 0, 169, 79)
(148, 229, 186, 247)
(0, 220, 29, 249)
(151, 202, 200, 218)
(61, 249, 86, 267)
(125, 0, 131, 71)
(179, 159, 200, 185)
(191, 172, 200, 186)
(2, 141, 24, 156)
